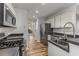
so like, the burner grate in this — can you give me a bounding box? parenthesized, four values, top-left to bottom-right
(0, 39, 23, 49)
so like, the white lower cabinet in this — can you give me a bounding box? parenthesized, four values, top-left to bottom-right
(48, 42, 79, 56)
(69, 43, 79, 56)
(0, 47, 19, 56)
(48, 42, 69, 56)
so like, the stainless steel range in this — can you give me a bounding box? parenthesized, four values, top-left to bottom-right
(0, 33, 24, 56)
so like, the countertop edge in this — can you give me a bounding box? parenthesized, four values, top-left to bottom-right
(0, 35, 9, 40)
(0, 33, 24, 40)
(67, 40, 79, 46)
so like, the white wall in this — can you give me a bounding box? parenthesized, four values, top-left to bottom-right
(14, 7, 29, 49)
(31, 17, 45, 42)
(14, 7, 29, 55)
(35, 19, 40, 42)
(31, 19, 40, 42)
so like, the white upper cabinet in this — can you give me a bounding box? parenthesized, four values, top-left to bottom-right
(75, 5, 79, 34)
(54, 15, 61, 28)
(60, 7, 75, 28)
(45, 16, 55, 28)
(51, 17, 55, 28)
(60, 13, 72, 27)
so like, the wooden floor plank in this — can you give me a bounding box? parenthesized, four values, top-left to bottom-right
(23, 35, 48, 56)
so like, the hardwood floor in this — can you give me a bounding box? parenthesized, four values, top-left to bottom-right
(23, 35, 48, 56)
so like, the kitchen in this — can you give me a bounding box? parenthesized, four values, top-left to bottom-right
(0, 3, 79, 56)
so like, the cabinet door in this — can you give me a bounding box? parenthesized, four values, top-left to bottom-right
(60, 13, 66, 27)
(69, 43, 79, 56)
(60, 10, 73, 27)
(51, 17, 55, 28)
(48, 42, 69, 56)
(54, 15, 61, 28)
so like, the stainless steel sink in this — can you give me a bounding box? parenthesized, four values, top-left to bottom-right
(51, 36, 68, 46)
(57, 40, 68, 46)
(50, 35, 69, 52)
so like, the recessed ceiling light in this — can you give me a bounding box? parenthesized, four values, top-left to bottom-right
(33, 16, 35, 18)
(35, 10, 39, 14)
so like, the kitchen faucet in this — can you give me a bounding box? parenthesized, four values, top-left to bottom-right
(64, 22, 75, 39)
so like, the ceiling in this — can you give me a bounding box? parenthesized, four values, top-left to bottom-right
(12, 3, 75, 20)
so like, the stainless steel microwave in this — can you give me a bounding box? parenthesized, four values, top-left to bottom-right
(0, 3, 16, 27)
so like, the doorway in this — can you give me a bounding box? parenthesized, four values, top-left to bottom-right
(23, 22, 48, 56)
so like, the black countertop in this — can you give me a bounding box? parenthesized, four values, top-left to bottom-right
(67, 38, 79, 46)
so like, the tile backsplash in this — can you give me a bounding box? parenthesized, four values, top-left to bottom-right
(0, 27, 16, 34)
(53, 28, 73, 34)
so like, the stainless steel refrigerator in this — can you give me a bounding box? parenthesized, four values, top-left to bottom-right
(40, 23, 53, 45)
